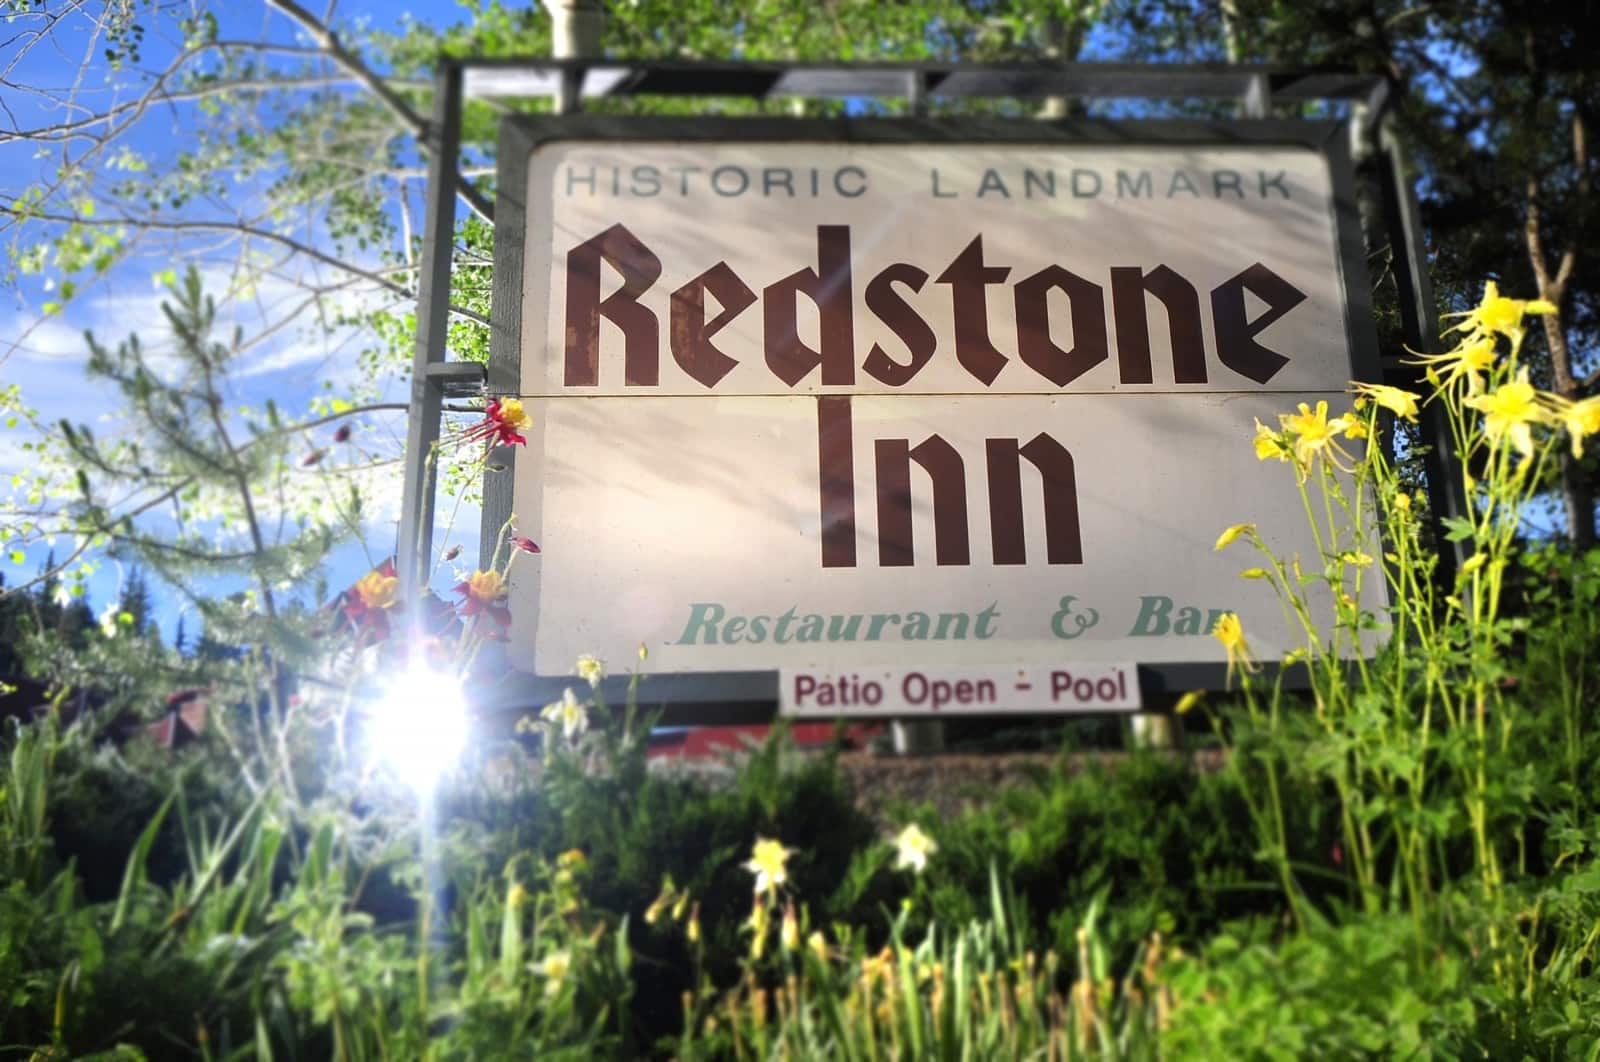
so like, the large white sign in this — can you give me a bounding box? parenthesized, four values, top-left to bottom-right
(506, 138, 1376, 678)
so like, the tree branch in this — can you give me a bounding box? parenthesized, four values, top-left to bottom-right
(1552, 108, 1588, 295)
(0, 207, 490, 325)
(263, 0, 495, 224)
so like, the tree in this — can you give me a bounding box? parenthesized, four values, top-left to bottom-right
(1113, 0, 1600, 546)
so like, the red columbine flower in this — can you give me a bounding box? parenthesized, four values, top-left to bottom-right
(333, 423, 352, 443)
(511, 535, 540, 554)
(343, 559, 400, 640)
(462, 397, 531, 448)
(454, 569, 511, 637)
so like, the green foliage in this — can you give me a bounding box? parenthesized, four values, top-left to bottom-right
(1162, 912, 1482, 1058)
(905, 751, 1283, 960)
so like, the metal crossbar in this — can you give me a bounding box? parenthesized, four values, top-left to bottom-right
(453, 59, 1384, 106)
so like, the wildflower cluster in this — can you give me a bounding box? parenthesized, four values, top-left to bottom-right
(1405, 281, 1591, 462)
(338, 516, 541, 661)
(662, 826, 1159, 1058)
(1202, 279, 1598, 967)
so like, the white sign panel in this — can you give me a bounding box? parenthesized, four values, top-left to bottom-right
(506, 136, 1379, 682)
(781, 663, 1141, 717)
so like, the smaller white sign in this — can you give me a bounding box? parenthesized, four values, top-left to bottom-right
(779, 663, 1141, 717)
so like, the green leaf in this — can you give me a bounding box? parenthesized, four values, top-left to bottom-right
(112, 791, 176, 933)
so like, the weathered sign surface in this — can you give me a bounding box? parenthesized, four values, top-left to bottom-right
(499, 132, 1380, 688)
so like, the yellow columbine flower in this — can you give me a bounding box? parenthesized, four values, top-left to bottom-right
(499, 397, 532, 430)
(1239, 567, 1269, 580)
(1445, 280, 1557, 342)
(1211, 613, 1257, 683)
(1213, 523, 1255, 551)
(507, 882, 529, 909)
(1556, 395, 1600, 458)
(744, 837, 794, 897)
(574, 653, 604, 688)
(1253, 418, 1291, 463)
(807, 930, 829, 963)
(1392, 492, 1411, 513)
(1279, 401, 1351, 468)
(892, 823, 937, 874)
(353, 568, 399, 610)
(1173, 690, 1204, 716)
(1464, 368, 1546, 457)
(1406, 336, 1498, 395)
(465, 569, 505, 601)
(1351, 382, 1420, 421)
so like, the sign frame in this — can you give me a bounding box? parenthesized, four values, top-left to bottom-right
(475, 114, 1381, 719)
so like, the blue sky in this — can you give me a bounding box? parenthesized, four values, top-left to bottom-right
(1, 1, 486, 640)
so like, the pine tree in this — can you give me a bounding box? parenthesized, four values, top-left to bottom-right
(52, 268, 344, 656)
(120, 568, 155, 640)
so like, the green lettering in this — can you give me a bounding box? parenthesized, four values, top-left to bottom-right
(1117, 170, 1152, 198)
(1173, 606, 1204, 635)
(902, 611, 931, 639)
(866, 612, 902, 640)
(977, 168, 1010, 198)
(976, 602, 1001, 639)
(1129, 595, 1173, 636)
(678, 602, 725, 645)
(827, 614, 862, 640)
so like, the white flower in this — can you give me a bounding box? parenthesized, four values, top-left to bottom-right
(540, 687, 589, 740)
(893, 823, 937, 874)
(574, 654, 604, 688)
(539, 950, 570, 996)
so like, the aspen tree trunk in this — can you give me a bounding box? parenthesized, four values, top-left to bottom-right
(545, 0, 604, 61)
(1524, 109, 1596, 550)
